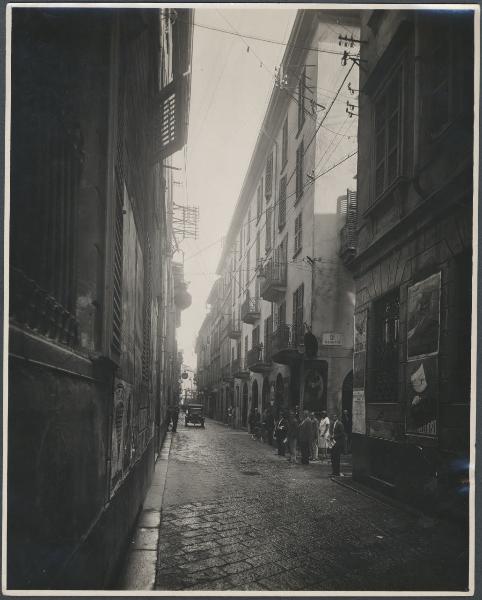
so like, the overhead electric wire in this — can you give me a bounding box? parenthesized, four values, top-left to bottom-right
(179, 15, 352, 57)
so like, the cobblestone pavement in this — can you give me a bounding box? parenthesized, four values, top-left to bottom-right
(154, 419, 469, 592)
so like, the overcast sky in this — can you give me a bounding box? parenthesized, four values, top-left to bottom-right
(174, 8, 296, 369)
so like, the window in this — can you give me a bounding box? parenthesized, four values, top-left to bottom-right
(265, 153, 273, 201)
(265, 207, 273, 252)
(370, 289, 400, 403)
(294, 211, 302, 255)
(256, 231, 260, 267)
(238, 262, 242, 294)
(256, 182, 263, 222)
(292, 284, 304, 345)
(428, 22, 451, 135)
(278, 301, 286, 327)
(264, 315, 272, 361)
(278, 175, 287, 230)
(244, 334, 249, 359)
(252, 325, 260, 348)
(281, 117, 288, 169)
(374, 68, 402, 198)
(246, 247, 250, 284)
(246, 209, 251, 243)
(297, 67, 306, 131)
(296, 140, 304, 202)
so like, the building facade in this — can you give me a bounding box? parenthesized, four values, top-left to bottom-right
(196, 9, 360, 428)
(347, 9, 474, 514)
(8, 7, 193, 589)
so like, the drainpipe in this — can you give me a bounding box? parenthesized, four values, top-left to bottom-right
(413, 12, 422, 179)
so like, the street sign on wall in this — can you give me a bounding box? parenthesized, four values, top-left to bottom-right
(322, 332, 343, 346)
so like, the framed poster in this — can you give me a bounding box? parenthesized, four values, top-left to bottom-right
(405, 357, 438, 436)
(352, 389, 366, 434)
(407, 272, 441, 360)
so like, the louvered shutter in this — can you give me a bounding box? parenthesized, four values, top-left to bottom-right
(151, 74, 190, 162)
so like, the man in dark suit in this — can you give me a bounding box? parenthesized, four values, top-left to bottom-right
(298, 410, 313, 465)
(331, 413, 345, 476)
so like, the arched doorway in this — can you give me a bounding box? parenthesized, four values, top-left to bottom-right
(261, 377, 270, 413)
(303, 369, 325, 413)
(275, 374, 284, 417)
(242, 382, 249, 427)
(342, 371, 353, 414)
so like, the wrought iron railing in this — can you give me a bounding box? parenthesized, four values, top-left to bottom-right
(246, 344, 270, 368)
(241, 296, 260, 322)
(260, 258, 287, 292)
(271, 323, 303, 356)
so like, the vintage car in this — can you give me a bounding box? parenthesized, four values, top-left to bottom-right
(184, 403, 205, 428)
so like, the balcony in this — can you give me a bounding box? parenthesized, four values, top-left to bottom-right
(227, 318, 241, 339)
(259, 259, 287, 302)
(271, 323, 303, 365)
(231, 357, 249, 379)
(222, 363, 233, 383)
(246, 344, 271, 374)
(339, 222, 357, 264)
(241, 296, 260, 324)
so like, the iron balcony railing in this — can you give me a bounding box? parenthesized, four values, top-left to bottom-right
(227, 317, 241, 339)
(231, 356, 249, 378)
(222, 363, 232, 382)
(241, 296, 260, 324)
(271, 323, 303, 356)
(246, 344, 270, 368)
(260, 259, 287, 300)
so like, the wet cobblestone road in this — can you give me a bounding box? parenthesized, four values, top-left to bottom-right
(154, 419, 469, 592)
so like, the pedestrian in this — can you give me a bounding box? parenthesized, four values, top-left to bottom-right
(266, 405, 275, 446)
(248, 408, 257, 437)
(261, 408, 268, 442)
(287, 410, 299, 463)
(342, 409, 352, 454)
(330, 413, 345, 476)
(274, 412, 288, 456)
(298, 410, 313, 465)
(231, 405, 236, 429)
(227, 405, 232, 426)
(310, 412, 320, 460)
(318, 410, 330, 460)
(168, 400, 180, 433)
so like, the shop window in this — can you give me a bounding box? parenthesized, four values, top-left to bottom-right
(370, 289, 400, 403)
(256, 182, 263, 222)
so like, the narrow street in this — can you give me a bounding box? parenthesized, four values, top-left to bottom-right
(147, 419, 468, 592)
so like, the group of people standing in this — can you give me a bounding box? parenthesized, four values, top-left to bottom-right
(248, 406, 352, 477)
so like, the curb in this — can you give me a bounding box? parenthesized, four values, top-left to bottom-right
(117, 432, 174, 590)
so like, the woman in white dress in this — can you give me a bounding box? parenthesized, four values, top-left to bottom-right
(318, 411, 330, 459)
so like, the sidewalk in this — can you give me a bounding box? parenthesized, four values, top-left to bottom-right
(117, 433, 173, 590)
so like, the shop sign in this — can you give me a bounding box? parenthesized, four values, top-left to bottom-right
(322, 332, 343, 346)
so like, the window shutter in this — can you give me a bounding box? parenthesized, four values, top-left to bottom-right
(265, 153, 273, 200)
(151, 74, 190, 162)
(278, 176, 287, 229)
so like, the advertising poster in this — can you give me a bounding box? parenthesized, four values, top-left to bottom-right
(405, 356, 438, 436)
(110, 378, 134, 493)
(407, 272, 441, 360)
(352, 389, 366, 434)
(353, 350, 366, 389)
(354, 309, 368, 353)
